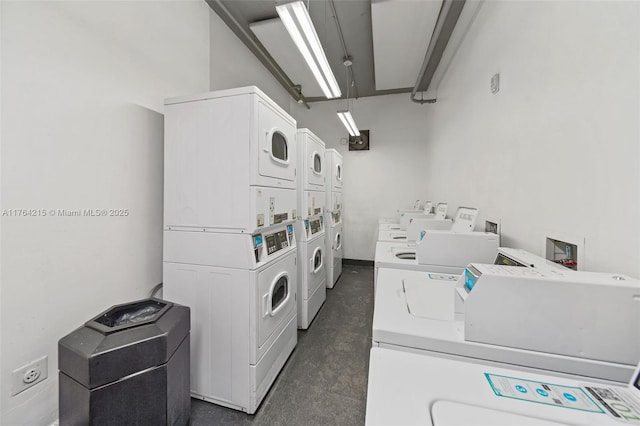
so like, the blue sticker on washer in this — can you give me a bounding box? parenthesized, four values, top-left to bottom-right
(484, 373, 604, 413)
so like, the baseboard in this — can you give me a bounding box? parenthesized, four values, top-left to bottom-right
(342, 258, 374, 267)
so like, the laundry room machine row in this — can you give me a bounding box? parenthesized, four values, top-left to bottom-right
(373, 260, 639, 383)
(294, 128, 327, 329)
(162, 86, 300, 414)
(324, 148, 343, 288)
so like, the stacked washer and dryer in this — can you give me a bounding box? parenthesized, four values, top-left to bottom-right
(162, 87, 298, 414)
(324, 149, 344, 288)
(294, 129, 327, 329)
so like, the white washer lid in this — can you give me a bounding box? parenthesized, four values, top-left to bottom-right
(431, 401, 570, 425)
(404, 276, 457, 321)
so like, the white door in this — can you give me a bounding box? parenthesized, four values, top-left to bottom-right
(256, 251, 297, 355)
(307, 236, 326, 298)
(332, 225, 343, 285)
(333, 155, 343, 190)
(331, 192, 343, 213)
(257, 100, 296, 183)
(305, 137, 325, 190)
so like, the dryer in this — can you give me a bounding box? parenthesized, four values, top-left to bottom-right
(366, 347, 640, 426)
(164, 86, 297, 234)
(326, 148, 343, 192)
(164, 223, 297, 414)
(325, 149, 343, 288)
(294, 128, 327, 329)
(295, 231, 326, 328)
(326, 223, 343, 288)
(163, 86, 299, 414)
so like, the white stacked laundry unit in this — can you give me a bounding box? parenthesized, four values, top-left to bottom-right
(324, 148, 343, 288)
(162, 87, 298, 414)
(294, 129, 327, 329)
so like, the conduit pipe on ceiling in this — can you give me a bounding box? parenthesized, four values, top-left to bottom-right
(410, 0, 466, 104)
(206, 0, 311, 109)
(329, 0, 358, 99)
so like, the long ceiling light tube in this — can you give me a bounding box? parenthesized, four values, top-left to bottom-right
(337, 110, 360, 137)
(276, 0, 342, 99)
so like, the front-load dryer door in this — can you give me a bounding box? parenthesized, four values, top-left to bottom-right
(256, 252, 297, 358)
(307, 236, 326, 297)
(305, 138, 325, 190)
(257, 100, 296, 184)
(334, 158, 343, 190)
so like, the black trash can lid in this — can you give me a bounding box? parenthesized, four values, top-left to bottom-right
(86, 298, 173, 334)
(58, 297, 190, 389)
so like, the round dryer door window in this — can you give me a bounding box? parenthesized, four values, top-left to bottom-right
(270, 274, 289, 313)
(313, 153, 322, 174)
(314, 249, 323, 271)
(271, 131, 288, 162)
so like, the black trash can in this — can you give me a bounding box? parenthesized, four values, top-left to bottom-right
(58, 297, 190, 426)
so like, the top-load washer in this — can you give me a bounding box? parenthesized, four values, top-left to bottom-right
(164, 86, 297, 234)
(374, 231, 499, 291)
(378, 199, 425, 224)
(372, 262, 639, 383)
(373, 207, 495, 288)
(396, 202, 446, 231)
(378, 206, 456, 243)
(378, 201, 434, 226)
(366, 347, 640, 425)
(294, 128, 327, 329)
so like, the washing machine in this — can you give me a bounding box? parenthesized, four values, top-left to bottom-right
(294, 128, 327, 329)
(377, 229, 408, 242)
(326, 222, 343, 288)
(164, 86, 297, 234)
(366, 347, 640, 425)
(163, 223, 297, 414)
(373, 231, 499, 290)
(377, 200, 433, 226)
(378, 222, 401, 232)
(378, 216, 454, 243)
(396, 202, 448, 230)
(372, 263, 639, 383)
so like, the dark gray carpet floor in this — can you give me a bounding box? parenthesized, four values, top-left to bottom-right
(190, 263, 374, 425)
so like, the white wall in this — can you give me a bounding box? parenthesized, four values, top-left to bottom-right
(0, 2, 210, 424)
(421, 0, 639, 277)
(292, 94, 432, 261)
(293, 1, 640, 279)
(209, 10, 292, 112)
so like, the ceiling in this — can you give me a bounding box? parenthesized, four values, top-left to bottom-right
(206, 0, 476, 105)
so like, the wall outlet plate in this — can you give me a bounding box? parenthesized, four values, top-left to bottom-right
(11, 355, 48, 396)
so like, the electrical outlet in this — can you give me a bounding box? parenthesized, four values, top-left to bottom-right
(12, 356, 48, 396)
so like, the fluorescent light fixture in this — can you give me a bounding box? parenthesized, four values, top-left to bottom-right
(337, 110, 360, 137)
(276, 0, 341, 99)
